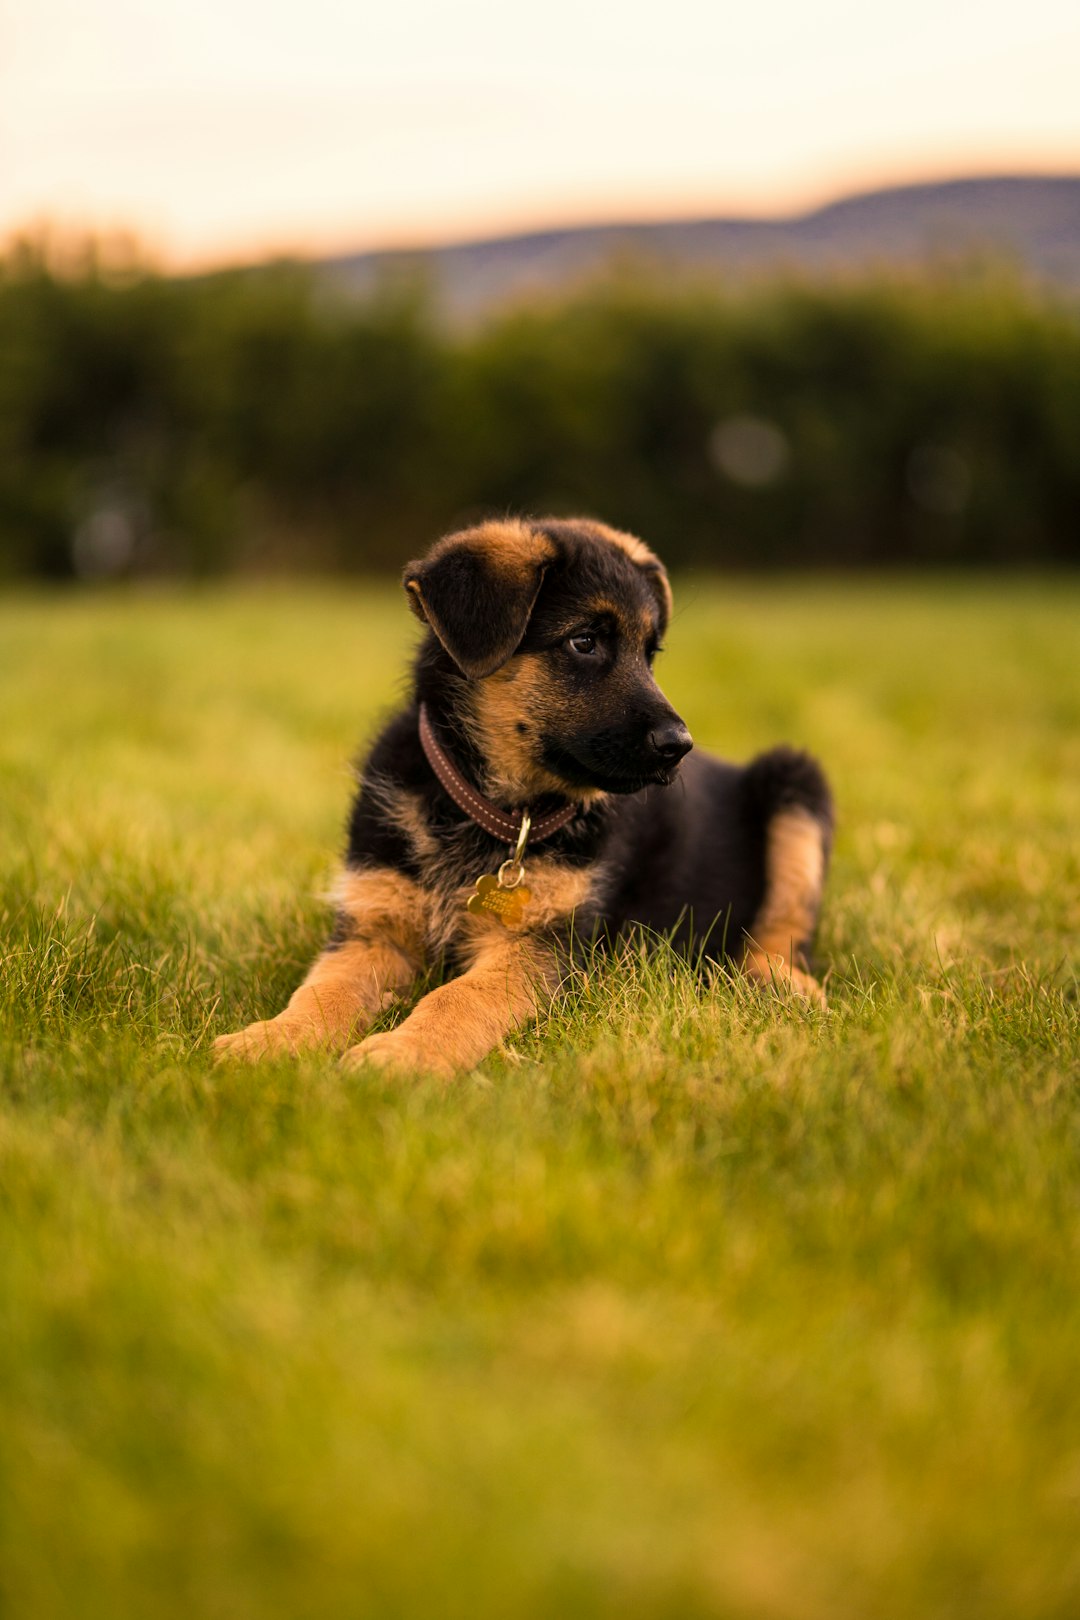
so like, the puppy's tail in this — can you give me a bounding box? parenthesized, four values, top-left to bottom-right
(740, 747, 834, 980)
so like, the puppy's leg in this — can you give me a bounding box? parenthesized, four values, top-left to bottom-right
(742, 805, 828, 1005)
(214, 866, 427, 1062)
(213, 937, 420, 1061)
(344, 934, 558, 1079)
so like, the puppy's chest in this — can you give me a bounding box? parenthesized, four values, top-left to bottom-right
(394, 791, 599, 949)
(414, 844, 593, 952)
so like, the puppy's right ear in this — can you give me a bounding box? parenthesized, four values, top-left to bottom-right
(404, 522, 556, 678)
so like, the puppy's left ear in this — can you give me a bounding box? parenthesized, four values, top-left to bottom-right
(404, 522, 556, 678)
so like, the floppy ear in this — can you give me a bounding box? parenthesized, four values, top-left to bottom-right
(403, 522, 556, 678)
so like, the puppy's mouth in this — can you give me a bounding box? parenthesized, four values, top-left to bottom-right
(592, 763, 681, 793)
(540, 742, 681, 796)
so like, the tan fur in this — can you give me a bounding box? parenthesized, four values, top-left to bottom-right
(212, 936, 419, 1061)
(467, 653, 606, 804)
(353, 863, 589, 1074)
(330, 867, 428, 956)
(467, 654, 560, 798)
(742, 807, 827, 1003)
(511, 862, 593, 932)
(472, 519, 556, 576)
(214, 868, 428, 1061)
(343, 933, 558, 1078)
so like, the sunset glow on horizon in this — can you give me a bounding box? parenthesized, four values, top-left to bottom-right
(4, 0, 1079, 269)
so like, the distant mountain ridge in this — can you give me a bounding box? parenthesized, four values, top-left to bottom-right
(320, 176, 1080, 315)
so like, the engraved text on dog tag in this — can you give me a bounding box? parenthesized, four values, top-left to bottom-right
(467, 871, 531, 925)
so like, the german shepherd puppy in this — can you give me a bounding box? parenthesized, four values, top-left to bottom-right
(215, 517, 833, 1074)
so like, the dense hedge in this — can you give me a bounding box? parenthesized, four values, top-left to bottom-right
(1, 244, 1078, 579)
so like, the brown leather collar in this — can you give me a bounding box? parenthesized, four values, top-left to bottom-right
(417, 703, 580, 843)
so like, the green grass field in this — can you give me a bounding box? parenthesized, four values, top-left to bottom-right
(2, 577, 1078, 1620)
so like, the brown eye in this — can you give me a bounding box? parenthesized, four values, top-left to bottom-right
(568, 632, 598, 657)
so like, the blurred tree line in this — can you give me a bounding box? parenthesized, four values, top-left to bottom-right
(1, 240, 1078, 580)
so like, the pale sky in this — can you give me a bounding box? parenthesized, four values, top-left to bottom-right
(3, 0, 1079, 268)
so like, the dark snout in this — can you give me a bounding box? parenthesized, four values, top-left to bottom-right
(645, 718, 693, 772)
(541, 672, 694, 794)
(563, 697, 693, 791)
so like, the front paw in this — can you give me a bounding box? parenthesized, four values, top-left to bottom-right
(213, 1018, 302, 1063)
(342, 1029, 453, 1079)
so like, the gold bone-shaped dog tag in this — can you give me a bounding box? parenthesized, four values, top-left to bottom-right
(467, 872, 531, 926)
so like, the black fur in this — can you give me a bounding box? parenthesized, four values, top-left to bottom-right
(600, 748, 833, 961)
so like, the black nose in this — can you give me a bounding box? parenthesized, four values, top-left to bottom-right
(647, 720, 693, 766)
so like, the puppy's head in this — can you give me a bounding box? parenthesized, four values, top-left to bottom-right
(404, 517, 692, 799)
